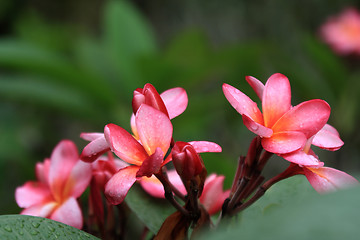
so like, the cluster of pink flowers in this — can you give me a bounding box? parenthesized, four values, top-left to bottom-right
(320, 8, 360, 55)
(15, 75, 358, 238)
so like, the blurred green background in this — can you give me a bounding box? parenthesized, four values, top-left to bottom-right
(0, 0, 359, 215)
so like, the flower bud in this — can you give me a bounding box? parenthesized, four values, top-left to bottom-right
(132, 83, 169, 117)
(172, 141, 205, 181)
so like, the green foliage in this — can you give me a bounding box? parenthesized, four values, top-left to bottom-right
(0, 215, 99, 240)
(125, 185, 175, 234)
(200, 177, 360, 240)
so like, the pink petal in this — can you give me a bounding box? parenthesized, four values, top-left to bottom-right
(262, 73, 291, 128)
(303, 167, 359, 193)
(105, 165, 139, 205)
(188, 141, 222, 153)
(245, 75, 265, 101)
(199, 174, 229, 215)
(261, 131, 307, 154)
(242, 114, 273, 138)
(49, 140, 79, 203)
(63, 160, 92, 198)
(139, 170, 186, 198)
(312, 124, 344, 151)
(80, 132, 105, 141)
(272, 99, 331, 138)
(21, 202, 57, 218)
(50, 197, 83, 229)
(136, 147, 164, 178)
(36, 159, 50, 184)
(15, 181, 53, 208)
(135, 104, 173, 156)
(222, 83, 264, 124)
(130, 114, 139, 139)
(80, 135, 110, 162)
(104, 123, 148, 166)
(281, 150, 324, 167)
(160, 87, 188, 119)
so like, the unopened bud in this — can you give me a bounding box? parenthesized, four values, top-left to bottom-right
(172, 142, 205, 181)
(132, 83, 169, 116)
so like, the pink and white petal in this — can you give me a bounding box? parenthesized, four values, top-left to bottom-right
(139, 176, 166, 198)
(105, 166, 139, 205)
(130, 114, 139, 139)
(199, 174, 229, 215)
(15, 181, 53, 208)
(104, 123, 148, 166)
(242, 115, 273, 138)
(50, 197, 83, 229)
(21, 201, 57, 218)
(135, 104, 173, 156)
(36, 159, 50, 184)
(272, 99, 331, 138)
(136, 147, 164, 178)
(80, 135, 110, 163)
(303, 167, 359, 193)
(80, 132, 105, 142)
(140, 170, 186, 198)
(63, 160, 92, 199)
(245, 76, 264, 101)
(281, 150, 324, 167)
(312, 124, 344, 151)
(262, 73, 291, 128)
(261, 131, 306, 154)
(188, 141, 222, 153)
(49, 140, 79, 202)
(160, 87, 188, 119)
(222, 83, 264, 124)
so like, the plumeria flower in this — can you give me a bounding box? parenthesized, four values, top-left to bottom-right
(15, 140, 91, 229)
(320, 8, 360, 55)
(103, 104, 173, 205)
(80, 84, 188, 163)
(140, 170, 230, 216)
(223, 73, 330, 166)
(282, 124, 358, 193)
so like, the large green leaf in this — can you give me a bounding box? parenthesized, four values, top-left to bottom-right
(125, 185, 176, 234)
(102, 0, 157, 92)
(200, 177, 360, 240)
(0, 40, 115, 105)
(0, 76, 97, 117)
(0, 215, 99, 239)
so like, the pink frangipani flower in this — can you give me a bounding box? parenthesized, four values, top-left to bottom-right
(223, 73, 330, 165)
(140, 170, 229, 215)
(320, 8, 360, 55)
(15, 140, 91, 229)
(104, 104, 173, 205)
(282, 124, 358, 193)
(80, 85, 188, 163)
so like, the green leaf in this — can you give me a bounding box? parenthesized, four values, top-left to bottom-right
(102, 0, 157, 92)
(0, 39, 115, 105)
(0, 215, 99, 239)
(125, 185, 175, 234)
(0, 76, 98, 117)
(200, 177, 360, 240)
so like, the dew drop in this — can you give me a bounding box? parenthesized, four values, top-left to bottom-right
(32, 222, 40, 228)
(4, 225, 12, 232)
(30, 230, 39, 235)
(48, 225, 55, 232)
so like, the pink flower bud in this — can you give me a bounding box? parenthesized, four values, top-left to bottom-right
(132, 83, 169, 117)
(172, 141, 205, 181)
